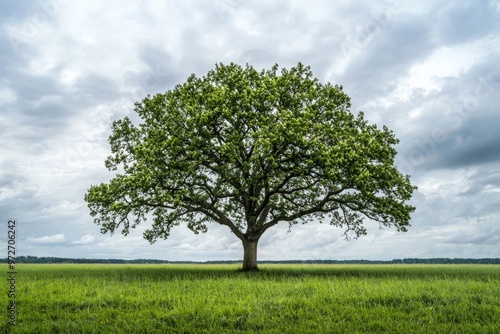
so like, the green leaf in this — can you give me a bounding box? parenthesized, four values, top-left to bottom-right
(85, 62, 416, 252)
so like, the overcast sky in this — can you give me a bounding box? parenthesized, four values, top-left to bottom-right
(1, 0, 499, 261)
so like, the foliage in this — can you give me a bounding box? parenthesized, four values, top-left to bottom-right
(84, 63, 416, 269)
(2, 264, 499, 333)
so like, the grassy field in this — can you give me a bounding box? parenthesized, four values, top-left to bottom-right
(1, 264, 499, 333)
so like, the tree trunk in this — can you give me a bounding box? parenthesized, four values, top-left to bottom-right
(241, 238, 259, 271)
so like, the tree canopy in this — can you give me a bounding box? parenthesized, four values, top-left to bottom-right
(85, 63, 416, 271)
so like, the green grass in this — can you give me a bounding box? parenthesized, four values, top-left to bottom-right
(1, 264, 499, 333)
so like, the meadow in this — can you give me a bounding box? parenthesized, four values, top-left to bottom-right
(1, 264, 498, 333)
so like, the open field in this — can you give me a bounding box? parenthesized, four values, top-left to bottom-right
(1, 264, 499, 333)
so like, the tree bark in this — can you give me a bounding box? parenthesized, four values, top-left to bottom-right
(241, 238, 259, 271)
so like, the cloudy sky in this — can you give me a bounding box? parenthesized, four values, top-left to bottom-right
(1, 0, 499, 262)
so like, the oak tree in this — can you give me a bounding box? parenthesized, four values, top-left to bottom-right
(85, 63, 416, 271)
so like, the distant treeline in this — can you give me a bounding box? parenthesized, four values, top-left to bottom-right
(6, 256, 500, 264)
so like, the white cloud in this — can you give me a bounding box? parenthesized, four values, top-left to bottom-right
(72, 233, 95, 244)
(0, 85, 16, 105)
(41, 200, 81, 216)
(26, 234, 65, 244)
